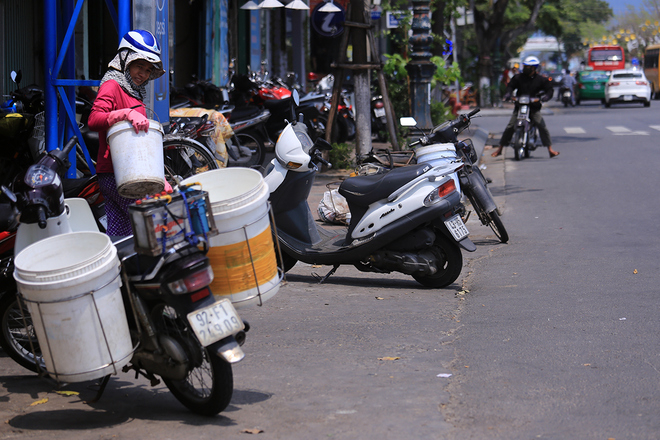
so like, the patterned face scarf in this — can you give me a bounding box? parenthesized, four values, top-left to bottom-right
(100, 49, 151, 101)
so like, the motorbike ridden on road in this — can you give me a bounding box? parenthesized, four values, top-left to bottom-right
(402, 109, 509, 243)
(508, 94, 543, 161)
(0, 136, 247, 416)
(559, 86, 574, 107)
(263, 93, 474, 288)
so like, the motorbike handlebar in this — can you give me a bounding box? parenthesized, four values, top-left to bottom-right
(62, 136, 78, 157)
(37, 205, 47, 229)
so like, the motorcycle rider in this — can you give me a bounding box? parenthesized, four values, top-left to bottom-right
(88, 30, 167, 235)
(560, 70, 577, 106)
(491, 56, 560, 158)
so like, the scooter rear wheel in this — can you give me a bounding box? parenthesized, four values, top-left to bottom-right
(0, 291, 44, 373)
(412, 234, 463, 288)
(156, 304, 234, 416)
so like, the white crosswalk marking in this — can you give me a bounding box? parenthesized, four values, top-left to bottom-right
(651, 125, 660, 132)
(607, 126, 630, 133)
(564, 127, 586, 134)
(606, 126, 648, 135)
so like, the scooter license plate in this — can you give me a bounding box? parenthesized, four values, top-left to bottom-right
(188, 299, 245, 347)
(374, 108, 386, 118)
(445, 214, 469, 241)
(624, 95, 633, 101)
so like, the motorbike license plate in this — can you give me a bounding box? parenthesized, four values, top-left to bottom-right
(188, 299, 244, 347)
(374, 108, 386, 118)
(624, 95, 633, 101)
(563, 91, 571, 97)
(593, 84, 601, 89)
(445, 214, 469, 241)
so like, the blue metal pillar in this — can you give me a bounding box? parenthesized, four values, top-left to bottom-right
(44, 0, 131, 177)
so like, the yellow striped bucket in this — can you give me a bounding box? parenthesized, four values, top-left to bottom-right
(181, 169, 281, 308)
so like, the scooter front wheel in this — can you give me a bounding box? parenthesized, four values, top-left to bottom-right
(156, 304, 234, 416)
(412, 234, 463, 288)
(0, 291, 44, 373)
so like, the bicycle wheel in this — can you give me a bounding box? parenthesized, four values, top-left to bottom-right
(163, 137, 219, 186)
(229, 132, 265, 169)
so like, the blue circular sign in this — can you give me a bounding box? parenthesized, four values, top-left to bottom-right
(311, 2, 346, 37)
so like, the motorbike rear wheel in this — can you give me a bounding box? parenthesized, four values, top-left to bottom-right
(412, 234, 463, 288)
(163, 137, 220, 187)
(155, 304, 234, 416)
(0, 291, 44, 373)
(229, 132, 265, 169)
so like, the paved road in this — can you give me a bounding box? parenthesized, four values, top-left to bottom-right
(1, 99, 659, 439)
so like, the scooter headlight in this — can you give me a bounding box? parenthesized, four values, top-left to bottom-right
(25, 165, 58, 188)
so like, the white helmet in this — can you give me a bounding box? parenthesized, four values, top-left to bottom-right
(119, 30, 162, 65)
(523, 56, 540, 67)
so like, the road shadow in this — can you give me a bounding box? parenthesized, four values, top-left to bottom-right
(284, 272, 461, 291)
(2, 374, 273, 429)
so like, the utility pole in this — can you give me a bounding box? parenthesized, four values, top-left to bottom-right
(406, 0, 435, 130)
(351, 0, 371, 157)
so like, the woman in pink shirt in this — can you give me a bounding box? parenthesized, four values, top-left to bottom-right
(88, 30, 165, 236)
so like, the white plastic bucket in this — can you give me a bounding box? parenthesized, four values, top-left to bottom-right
(415, 143, 458, 165)
(13, 232, 132, 383)
(416, 143, 461, 188)
(181, 169, 280, 308)
(107, 119, 165, 199)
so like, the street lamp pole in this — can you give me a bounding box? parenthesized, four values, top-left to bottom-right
(406, 0, 435, 130)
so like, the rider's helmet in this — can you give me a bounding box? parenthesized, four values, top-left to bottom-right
(118, 30, 165, 79)
(119, 30, 162, 64)
(523, 56, 540, 67)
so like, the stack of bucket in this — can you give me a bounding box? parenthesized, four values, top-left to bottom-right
(181, 168, 281, 308)
(13, 232, 133, 383)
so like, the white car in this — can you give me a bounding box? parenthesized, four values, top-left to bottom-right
(604, 69, 652, 108)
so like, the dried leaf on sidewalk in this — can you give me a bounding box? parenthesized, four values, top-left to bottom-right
(378, 356, 400, 361)
(241, 428, 264, 434)
(29, 398, 48, 406)
(55, 391, 80, 396)
(375, 297, 384, 300)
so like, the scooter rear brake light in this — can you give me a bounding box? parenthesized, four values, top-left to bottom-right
(636, 81, 648, 86)
(167, 265, 214, 294)
(424, 179, 456, 206)
(608, 82, 619, 87)
(374, 101, 384, 109)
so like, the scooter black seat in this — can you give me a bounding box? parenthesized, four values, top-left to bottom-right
(228, 105, 263, 122)
(339, 163, 431, 206)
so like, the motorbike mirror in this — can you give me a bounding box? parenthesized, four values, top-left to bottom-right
(0, 185, 17, 203)
(400, 117, 417, 127)
(292, 89, 300, 106)
(10, 70, 21, 85)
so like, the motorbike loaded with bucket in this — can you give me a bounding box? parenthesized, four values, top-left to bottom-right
(0, 130, 253, 416)
(263, 92, 474, 288)
(402, 109, 508, 243)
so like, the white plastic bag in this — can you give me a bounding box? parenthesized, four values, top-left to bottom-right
(317, 189, 351, 225)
